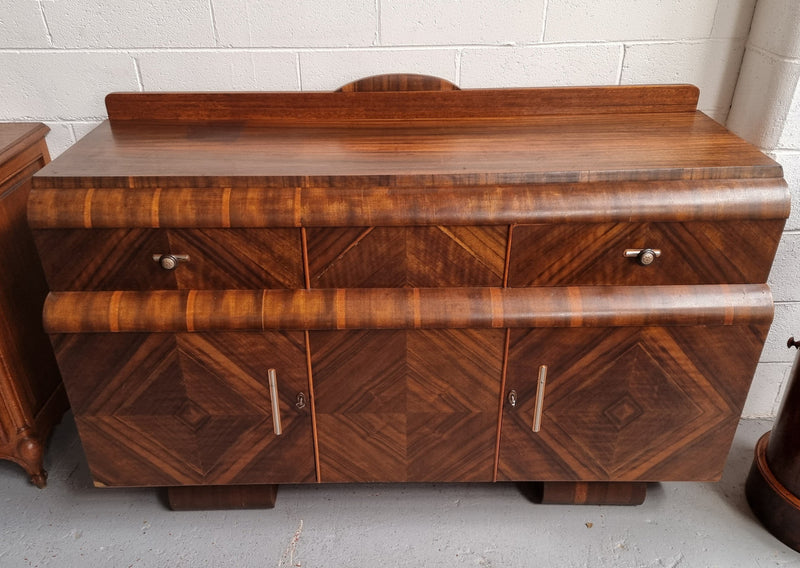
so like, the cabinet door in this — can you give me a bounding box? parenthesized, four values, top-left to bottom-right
(310, 329, 504, 482)
(498, 325, 767, 482)
(53, 331, 316, 487)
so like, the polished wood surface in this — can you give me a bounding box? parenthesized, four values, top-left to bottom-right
(0, 123, 66, 487)
(311, 329, 503, 482)
(497, 324, 768, 482)
(167, 484, 278, 510)
(746, 433, 800, 551)
(29, 79, 789, 508)
(306, 226, 506, 288)
(29, 179, 789, 229)
(31, 113, 780, 190)
(337, 73, 460, 92)
(42, 285, 774, 334)
(765, 340, 800, 490)
(53, 331, 315, 487)
(534, 481, 647, 506)
(35, 228, 304, 290)
(103, 84, 699, 122)
(509, 220, 784, 286)
(746, 340, 800, 551)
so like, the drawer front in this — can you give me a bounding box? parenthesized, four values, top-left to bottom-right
(52, 331, 316, 487)
(306, 226, 507, 288)
(35, 228, 305, 291)
(508, 220, 784, 286)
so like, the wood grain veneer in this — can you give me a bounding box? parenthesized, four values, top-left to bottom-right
(29, 78, 790, 508)
(0, 123, 66, 487)
(42, 285, 774, 334)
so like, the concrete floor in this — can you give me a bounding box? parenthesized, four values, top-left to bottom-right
(1, 416, 798, 567)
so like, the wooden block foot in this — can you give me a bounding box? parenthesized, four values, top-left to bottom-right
(167, 484, 278, 510)
(746, 432, 800, 552)
(529, 481, 647, 505)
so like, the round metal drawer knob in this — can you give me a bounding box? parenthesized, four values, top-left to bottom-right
(623, 248, 661, 266)
(638, 249, 657, 266)
(161, 255, 179, 270)
(152, 253, 189, 270)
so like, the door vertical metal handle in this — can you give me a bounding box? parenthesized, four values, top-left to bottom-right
(268, 368, 282, 436)
(532, 365, 547, 433)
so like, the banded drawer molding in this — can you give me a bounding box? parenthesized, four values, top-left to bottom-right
(29, 75, 789, 509)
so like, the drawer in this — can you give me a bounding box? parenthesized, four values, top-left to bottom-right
(34, 228, 305, 291)
(508, 220, 784, 286)
(306, 225, 507, 288)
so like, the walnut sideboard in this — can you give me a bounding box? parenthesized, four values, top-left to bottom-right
(27, 76, 789, 509)
(0, 123, 66, 487)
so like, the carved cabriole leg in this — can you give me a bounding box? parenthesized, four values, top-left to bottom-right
(534, 481, 647, 505)
(14, 425, 46, 488)
(167, 485, 279, 510)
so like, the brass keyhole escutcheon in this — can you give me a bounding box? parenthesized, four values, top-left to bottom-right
(508, 390, 517, 408)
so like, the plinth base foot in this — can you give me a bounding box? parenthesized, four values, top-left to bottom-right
(167, 484, 278, 510)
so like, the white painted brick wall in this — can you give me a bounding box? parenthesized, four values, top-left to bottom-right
(460, 45, 622, 88)
(380, 0, 545, 46)
(726, 0, 800, 418)
(0, 2, 50, 48)
(544, 0, 719, 42)
(2, 0, 798, 419)
(136, 51, 299, 91)
(213, 0, 377, 47)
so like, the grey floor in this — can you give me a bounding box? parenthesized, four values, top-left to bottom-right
(1, 416, 798, 568)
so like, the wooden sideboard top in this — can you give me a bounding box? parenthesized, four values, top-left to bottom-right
(32, 86, 781, 190)
(0, 123, 49, 167)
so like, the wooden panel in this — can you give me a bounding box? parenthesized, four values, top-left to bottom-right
(310, 329, 504, 482)
(509, 220, 785, 286)
(35, 229, 175, 291)
(28, 179, 790, 229)
(43, 285, 775, 334)
(52, 331, 315, 487)
(306, 226, 506, 288)
(31, 113, 783, 191)
(497, 325, 769, 482)
(168, 229, 304, 289)
(35, 228, 303, 290)
(104, 85, 699, 122)
(0, 124, 66, 487)
(338, 74, 460, 92)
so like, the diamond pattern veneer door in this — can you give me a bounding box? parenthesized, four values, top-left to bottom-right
(310, 329, 504, 482)
(498, 325, 768, 482)
(52, 331, 315, 487)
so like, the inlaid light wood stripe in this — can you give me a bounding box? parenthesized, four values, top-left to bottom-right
(221, 187, 232, 228)
(185, 289, 197, 332)
(304, 330, 322, 483)
(503, 225, 514, 288)
(108, 290, 123, 332)
(150, 187, 161, 227)
(82, 187, 94, 228)
(493, 328, 511, 483)
(301, 227, 311, 290)
(43, 285, 774, 333)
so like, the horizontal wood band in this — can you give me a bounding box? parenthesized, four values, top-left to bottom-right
(27, 179, 789, 229)
(105, 85, 699, 122)
(43, 285, 774, 334)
